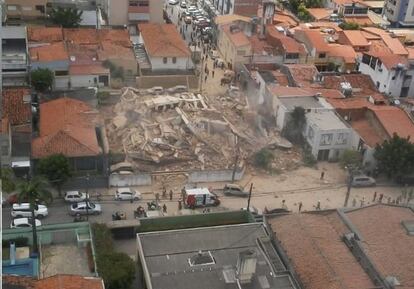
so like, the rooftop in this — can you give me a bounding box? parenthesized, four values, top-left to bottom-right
(339, 30, 370, 47)
(346, 205, 414, 288)
(222, 24, 251, 48)
(27, 26, 63, 43)
(268, 211, 376, 289)
(30, 42, 69, 62)
(297, 29, 329, 52)
(214, 14, 251, 25)
(138, 23, 190, 57)
(306, 110, 349, 130)
(137, 223, 298, 289)
(322, 74, 379, 98)
(307, 8, 333, 20)
(284, 64, 320, 88)
(2, 88, 31, 126)
(32, 98, 101, 158)
(266, 25, 307, 54)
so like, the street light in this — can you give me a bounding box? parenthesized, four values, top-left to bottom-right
(343, 166, 354, 207)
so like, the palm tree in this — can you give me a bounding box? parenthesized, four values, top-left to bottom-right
(17, 177, 53, 255)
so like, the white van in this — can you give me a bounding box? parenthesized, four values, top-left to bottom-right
(11, 203, 48, 218)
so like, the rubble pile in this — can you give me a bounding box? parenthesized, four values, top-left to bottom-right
(104, 87, 294, 172)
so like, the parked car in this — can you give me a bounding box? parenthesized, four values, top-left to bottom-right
(168, 0, 179, 5)
(115, 188, 141, 201)
(180, 1, 187, 8)
(223, 184, 249, 197)
(64, 191, 88, 203)
(167, 85, 188, 93)
(11, 203, 48, 219)
(351, 175, 376, 187)
(147, 86, 164, 95)
(10, 218, 41, 229)
(70, 202, 102, 216)
(209, 49, 219, 59)
(184, 15, 192, 24)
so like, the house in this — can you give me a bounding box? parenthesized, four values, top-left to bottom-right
(137, 223, 300, 289)
(266, 25, 307, 64)
(267, 87, 333, 130)
(267, 210, 377, 289)
(1, 88, 32, 173)
(2, 222, 98, 278)
(358, 51, 414, 98)
(107, 0, 163, 26)
(328, 98, 414, 169)
(31, 98, 106, 172)
(267, 205, 414, 289)
(27, 26, 135, 89)
(337, 30, 370, 52)
(217, 23, 252, 69)
(138, 23, 194, 72)
(307, 8, 334, 21)
(2, 26, 28, 87)
(304, 110, 357, 161)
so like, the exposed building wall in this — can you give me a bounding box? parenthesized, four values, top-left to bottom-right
(149, 0, 163, 24)
(149, 56, 193, 71)
(108, 0, 128, 26)
(5, 0, 47, 19)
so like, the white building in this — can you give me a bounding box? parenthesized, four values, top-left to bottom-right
(304, 110, 357, 161)
(359, 52, 414, 98)
(383, 0, 414, 27)
(138, 23, 194, 72)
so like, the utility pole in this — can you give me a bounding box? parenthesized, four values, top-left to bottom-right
(85, 173, 90, 221)
(231, 135, 239, 183)
(247, 183, 253, 211)
(343, 167, 353, 207)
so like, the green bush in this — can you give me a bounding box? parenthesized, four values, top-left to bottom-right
(339, 149, 362, 169)
(302, 150, 316, 167)
(92, 223, 135, 289)
(254, 149, 274, 169)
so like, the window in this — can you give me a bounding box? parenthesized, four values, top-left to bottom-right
(336, 133, 347, 145)
(320, 134, 333, 146)
(35, 5, 45, 13)
(163, 57, 167, 64)
(7, 5, 17, 11)
(172, 57, 177, 64)
(319, 53, 326, 58)
(22, 6, 32, 11)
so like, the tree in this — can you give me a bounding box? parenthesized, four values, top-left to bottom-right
(374, 134, 414, 179)
(17, 177, 53, 255)
(0, 168, 16, 193)
(92, 223, 136, 289)
(31, 68, 54, 92)
(37, 154, 71, 196)
(254, 149, 274, 169)
(339, 149, 362, 169)
(305, 0, 324, 8)
(50, 7, 83, 28)
(283, 106, 306, 145)
(297, 3, 312, 22)
(339, 22, 360, 30)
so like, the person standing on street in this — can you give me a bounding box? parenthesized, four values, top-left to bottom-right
(298, 202, 303, 212)
(373, 191, 377, 202)
(169, 190, 173, 200)
(316, 200, 321, 210)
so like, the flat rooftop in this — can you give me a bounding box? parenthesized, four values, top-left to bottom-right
(280, 95, 324, 111)
(306, 110, 349, 130)
(137, 223, 298, 289)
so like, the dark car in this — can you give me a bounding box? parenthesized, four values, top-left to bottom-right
(223, 184, 249, 197)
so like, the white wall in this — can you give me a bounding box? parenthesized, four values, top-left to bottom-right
(149, 56, 194, 70)
(71, 75, 98, 88)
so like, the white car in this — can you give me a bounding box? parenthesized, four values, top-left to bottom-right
(11, 203, 48, 219)
(115, 188, 141, 201)
(168, 0, 179, 4)
(10, 218, 42, 229)
(64, 191, 88, 203)
(70, 202, 102, 216)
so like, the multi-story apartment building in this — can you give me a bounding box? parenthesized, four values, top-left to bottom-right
(383, 0, 414, 27)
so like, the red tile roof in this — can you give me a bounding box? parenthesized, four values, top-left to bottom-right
(30, 42, 69, 62)
(327, 44, 357, 64)
(297, 29, 330, 52)
(351, 118, 384, 147)
(63, 28, 99, 45)
(266, 25, 307, 54)
(69, 64, 109, 75)
(362, 27, 408, 56)
(307, 8, 333, 20)
(0, 117, 9, 134)
(338, 30, 370, 47)
(371, 106, 414, 140)
(366, 51, 409, 70)
(269, 212, 377, 289)
(32, 98, 101, 158)
(28, 26, 63, 43)
(98, 41, 136, 61)
(269, 86, 315, 97)
(346, 205, 414, 288)
(285, 64, 320, 88)
(3, 275, 36, 289)
(322, 74, 379, 98)
(273, 11, 299, 27)
(2, 88, 31, 126)
(36, 274, 104, 289)
(138, 23, 190, 57)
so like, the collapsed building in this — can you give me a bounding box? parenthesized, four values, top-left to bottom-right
(104, 87, 292, 172)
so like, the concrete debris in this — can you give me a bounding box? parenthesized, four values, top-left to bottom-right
(103, 87, 293, 172)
